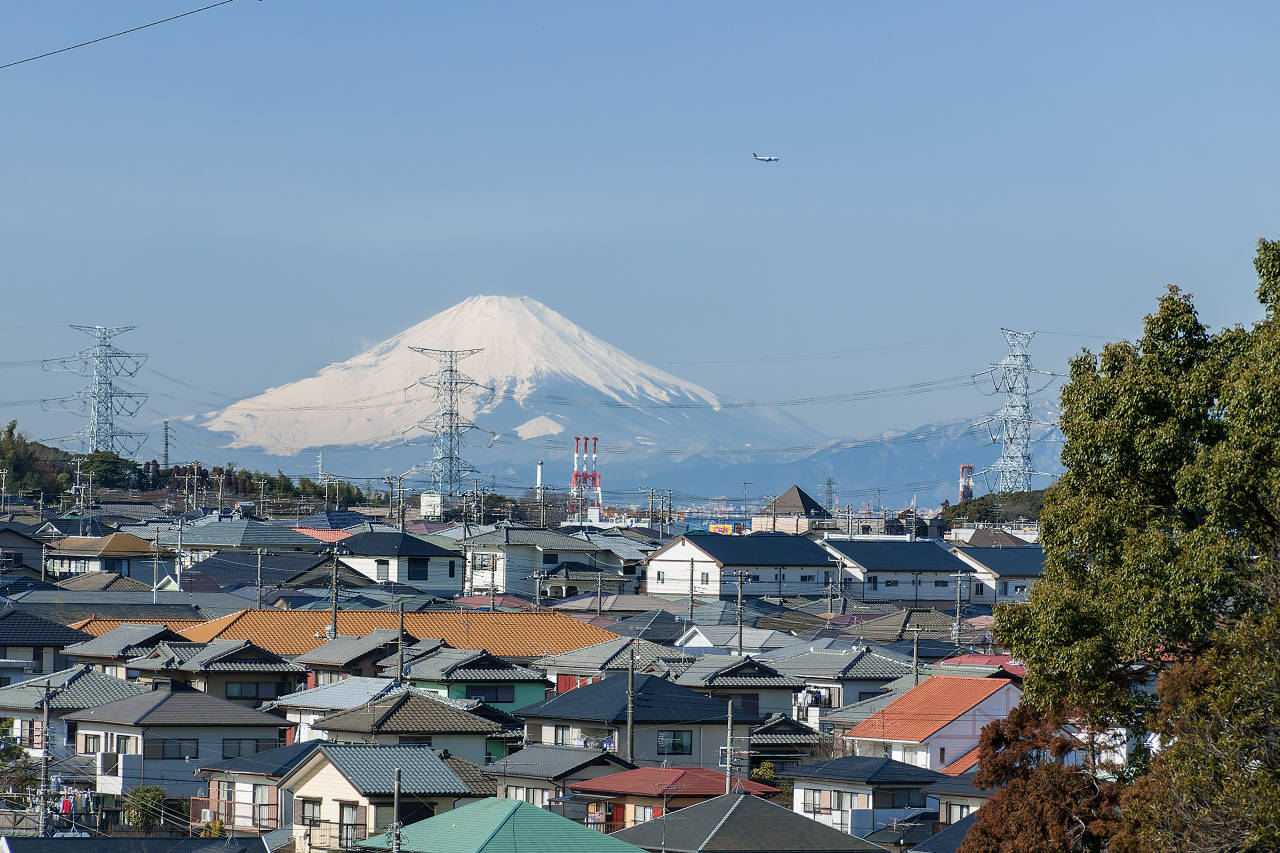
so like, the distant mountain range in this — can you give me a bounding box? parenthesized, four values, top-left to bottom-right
(199, 296, 1060, 508)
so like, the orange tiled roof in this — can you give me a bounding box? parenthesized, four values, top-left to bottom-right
(291, 528, 354, 543)
(67, 617, 208, 636)
(178, 609, 619, 657)
(940, 745, 981, 776)
(843, 675, 1018, 743)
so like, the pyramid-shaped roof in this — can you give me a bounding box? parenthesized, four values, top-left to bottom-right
(761, 486, 831, 518)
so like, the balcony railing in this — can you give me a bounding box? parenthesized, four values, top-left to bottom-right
(298, 820, 368, 851)
(190, 797, 280, 833)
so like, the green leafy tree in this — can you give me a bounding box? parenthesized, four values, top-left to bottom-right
(0, 719, 36, 794)
(122, 784, 166, 832)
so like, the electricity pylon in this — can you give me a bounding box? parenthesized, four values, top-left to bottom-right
(411, 347, 486, 501)
(42, 325, 148, 457)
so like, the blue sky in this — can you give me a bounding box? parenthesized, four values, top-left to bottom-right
(2, 1, 1278, 464)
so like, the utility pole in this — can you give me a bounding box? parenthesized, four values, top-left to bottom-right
(0, 469, 8, 516)
(951, 569, 967, 646)
(39, 543, 46, 585)
(533, 571, 543, 609)
(216, 473, 225, 514)
(688, 557, 696, 621)
(644, 488, 655, 529)
(596, 573, 603, 618)
(397, 602, 406, 684)
(625, 642, 635, 762)
(151, 536, 160, 605)
(329, 546, 343, 639)
(256, 549, 265, 610)
(728, 570, 748, 656)
(37, 681, 51, 837)
(391, 767, 402, 853)
(664, 490, 673, 536)
(176, 516, 184, 591)
(258, 477, 269, 518)
(725, 699, 734, 794)
(908, 625, 923, 687)
(161, 420, 170, 469)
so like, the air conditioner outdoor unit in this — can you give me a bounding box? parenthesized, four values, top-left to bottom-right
(200, 809, 213, 823)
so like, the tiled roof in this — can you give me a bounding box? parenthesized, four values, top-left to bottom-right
(64, 687, 291, 728)
(66, 617, 207, 637)
(863, 808, 940, 848)
(296, 510, 376, 531)
(402, 648, 545, 683)
(291, 527, 353, 543)
(748, 714, 828, 745)
(843, 676, 1019, 743)
(518, 673, 754, 725)
(567, 531, 656, 563)
(56, 572, 152, 592)
(0, 606, 92, 646)
(453, 594, 541, 611)
(128, 639, 303, 673)
(48, 532, 154, 557)
(760, 486, 832, 518)
(570, 766, 777, 797)
(372, 638, 450, 673)
(311, 743, 469, 796)
(952, 544, 1044, 578)
(314, 689, 502, 735)
(463, 527, 600, 551)
(551, 593, 695, 615)
(849, 608, 962, 642)
(440, 753, 498, 797)
(483, 744, 633, 781)
(126, 518, 322, 549)
(607, 609, 692, 643)
(940, 746, 982, 776)
(342, 531, 461, 558)
(185, 550, 334, 588)
(674, 655, 806, 689)
(361, 797, 646, 853)
(911, 813, 978, 853)
(610, 792, 886, 852)
(665, 533, 833, 567)
(295, 629, 407, 666)
(824, 539, 973, 575)
(63, 623, 187, 658)
(533, 637, 692, 672)
(0, 665, 148, 712)
(678, 625, 794, 650)
(270, 676, 398, 711)
(820, 690, 907, 727)
(781, 755, 941, 786)
(196, 740, 321, 777)
(179, 610, 617, 657)
(764, 646, 915, 681)
(934, 654, 1026, 678)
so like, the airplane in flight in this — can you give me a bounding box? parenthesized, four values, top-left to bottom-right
(752, 152, 781, 163)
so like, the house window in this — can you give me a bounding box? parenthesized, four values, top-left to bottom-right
(874, 789, 925, 809)
(407, 558, 429, 581)
(656, 571, 665, 584)
(699, 572, 709, 585)
(727, 694, 759, 716)
(867, 576, 878, 590)
(975, 584, 985, 596)
(1015, 584, 1027, 594)
(144, 737, 198, 760)
(399, 735, 433, 745)
(542, 553, 558, 565)
(222, 738, 279, 759)
(800, 575, 815, 583)
(554, 725, 571, 745)
(939, 747, 946, 765)
(948, 803, 971, 823)
(109, 734, 134, 754)
(82, 734, 101, 754)
(376, 559, 390, 581)
(339, 802, 362, 847)
(884, 579, 899, 587)
(656, 730, 693, 755)
(300, 799, 322, 827)
(466, 684, 515, 704)
(999, 581, 1008, 596)
(17, 719, 42, 748)
(448, 560, 456, 578)
(934, 579, 948, 587)
(227, 682, 287, 700)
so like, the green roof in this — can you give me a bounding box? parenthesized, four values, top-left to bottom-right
(360, 797, 644, 853)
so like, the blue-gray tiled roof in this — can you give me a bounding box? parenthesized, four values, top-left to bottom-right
(316, 744, 470, 795)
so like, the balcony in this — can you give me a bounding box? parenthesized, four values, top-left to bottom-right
(296, 820, 368, 851)
(190, 797, 280, 833)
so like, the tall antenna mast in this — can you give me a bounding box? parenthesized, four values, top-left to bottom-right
(161, 420, 171, 469)
(42, 325, 148, 456)
(411, 347, 486, 503)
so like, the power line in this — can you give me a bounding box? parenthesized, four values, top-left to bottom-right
(0, 1, 239, 71)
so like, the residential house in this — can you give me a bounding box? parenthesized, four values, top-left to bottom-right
(62, 621, 190, 679)
(43, 533, 158, 579)
(950, 545, 1044, 604)
(126, 516, 322, 574)
(371, 637, 450, 676)
(644, 533, 837, 600)
(763, 646, 916, 725)
(0, 606, 92, 678)
(359, 796, 647, 853)
(64, 685, 293, 800)
(674, 625, 795, 653)
(910, 813, 978, 853)
(0, 666, 147, 763)
(191, 740, 322, 836)
(611, 791, 887, 852)
(30, 516, 116, 541)
(56, 572, 152, 592)
(311, 688, 503, 764)
(0, 523, 43, 570)
(398, 647, 548, 712)
(532, 637, 692, 695)
(462, 524, 607, 598)
(550, 593, 695, 620)
(178, 609, 618, 660)
(750, 486, 835, 535)
(483, 743, 633, 812)
(538, 562, 634, 600)
(690, 598, 830, 635)
(607, 608, 693, 643)
(673, 655, 804, 717)
(516, 673, 756, 769)
(571, 766, 778, 832)
(124, 639, 305, 705)
(268, 677, 400, 743)
(280, 743, 473, 850)
(840, 676, 1022, 771)
(822, 540, 974, 605)
(782, 755, 942, 837)
(339, 531, 463, 594)
(922, 771, 992, 827)
(296, 629, 413, 686)
(747, 713, 833, 772)
(862, 809, 942, 849)
(185, 549, 368, 592)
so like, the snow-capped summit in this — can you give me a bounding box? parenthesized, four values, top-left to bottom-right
(204, 296, 808, 458)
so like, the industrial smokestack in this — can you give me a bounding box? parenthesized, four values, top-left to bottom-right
(536, 461, 543, 489)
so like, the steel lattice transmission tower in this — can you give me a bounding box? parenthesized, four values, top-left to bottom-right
(42, 325, 149, 456)
(411, 347, 486, 500)
(977, 328, 1048, 493)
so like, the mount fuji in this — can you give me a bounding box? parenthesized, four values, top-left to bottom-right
(203, 296, 823, 481)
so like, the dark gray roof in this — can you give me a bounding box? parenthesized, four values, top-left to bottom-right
(483, 744, 633, 781)
(534, 637, 692, 672)
(341, 531, 461, 558)
(674, 533, 833, 567)
(921, 771, 993, 800)
(314, 689, 502, 735)
(297, 510, 376, 530)
(463, 527, 600, 552)
(954, 545, 1044, 578)
(782, 756, 942, 786)
(910, 813, 977, 853)
(0, 665, 148, 712)
(296, 629, 407, 666)
(679, 625, 794, 651)
(441, 752, 499, 797)
(0, 605, 92, 646)
(184, 550, 333, 588)
(674, 656, 806, 689)
(402, 648, 546, 683)
(608, 609, 692, 643)
(63, 623, 188, 659)
(761, 486, 832, 519)
(130, 517, 322, 549)
(610, 792, 885, 852)
(270, 676, 398, 711)
(196, 739, 322, 777)
(825, 540, 973, 575)
(765, 646, 915, 681)
(64, 687, 289, 728)
(864, 809, 940, 848)
(0, 523, 42, 543)
(127, 639, 303, 673)
(517, 673, 756, 725)
(56, 572, 152, 592)
(311, 743, 470, 796)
